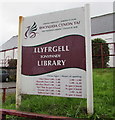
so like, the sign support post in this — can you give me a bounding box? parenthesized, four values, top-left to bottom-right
(85, 4, 94, 114)
(16, 16, 23, 108)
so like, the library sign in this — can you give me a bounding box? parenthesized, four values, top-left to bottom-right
(17, 6, 92, 100)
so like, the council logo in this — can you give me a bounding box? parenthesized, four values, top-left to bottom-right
(24, 22, 38, 39)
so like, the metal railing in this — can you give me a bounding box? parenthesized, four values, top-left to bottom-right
(92, 42, 115, 68)
(0, 87, 16, 103)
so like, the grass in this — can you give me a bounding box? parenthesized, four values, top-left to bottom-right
(1, 68, 115, 120)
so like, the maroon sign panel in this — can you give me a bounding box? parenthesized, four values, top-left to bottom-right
(22, 35, 86, 76)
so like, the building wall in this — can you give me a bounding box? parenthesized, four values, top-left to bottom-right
(91, 13, 114, 35)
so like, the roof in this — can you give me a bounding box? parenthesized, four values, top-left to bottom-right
(0, 36, 18, 51)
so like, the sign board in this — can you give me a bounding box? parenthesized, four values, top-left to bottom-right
(17, 4, 93, 114)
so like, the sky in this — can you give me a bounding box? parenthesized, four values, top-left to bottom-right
(0, 0, 114, 46)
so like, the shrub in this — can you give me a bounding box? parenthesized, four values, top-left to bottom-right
(8, 59, 17, 68)
(92, 38, 109, 68)
(8, 59, 17, 81)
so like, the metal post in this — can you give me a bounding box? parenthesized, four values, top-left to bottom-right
(2, 88, 6, 103)
(1, 114, 6, 120)
(4, 51, 5, 60)
(85, 4, 94, 114)
(13, 48, 15, 59)
(100, 43, 104, 68)
(16, 16, 23, 108)
(4, 51, 6, 67)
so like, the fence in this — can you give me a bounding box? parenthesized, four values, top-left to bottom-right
(0, 87, 16, 103)
(0, 59, 9, 67)
(0, 67, 16, 104)
(0, 47, 17, 67)
(92, 42, 115, 68)
(0, 109, 80, 120)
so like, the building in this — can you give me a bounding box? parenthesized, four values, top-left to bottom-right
(0, 13, 115, 67)
(91, 13, 115, 67)
(0, 36, 18, 67)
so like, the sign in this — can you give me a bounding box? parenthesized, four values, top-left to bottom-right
(16, 4, 93, 114)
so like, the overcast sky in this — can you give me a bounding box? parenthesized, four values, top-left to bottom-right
(0, 0, 114, 46)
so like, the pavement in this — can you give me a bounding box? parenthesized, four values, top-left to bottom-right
(0, 82, 16, 94)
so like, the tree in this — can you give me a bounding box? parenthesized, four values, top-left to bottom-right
(8, 59, 17, 81)
(92, 38, 109, 68)
(8, 59, 17, 68)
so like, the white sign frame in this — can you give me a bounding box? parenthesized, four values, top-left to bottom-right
(16, 4, 93, 114)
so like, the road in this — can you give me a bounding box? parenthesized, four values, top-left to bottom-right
(0, 82, 16, 94)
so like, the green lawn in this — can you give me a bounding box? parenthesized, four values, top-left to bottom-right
(2, 68, 115, 120)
